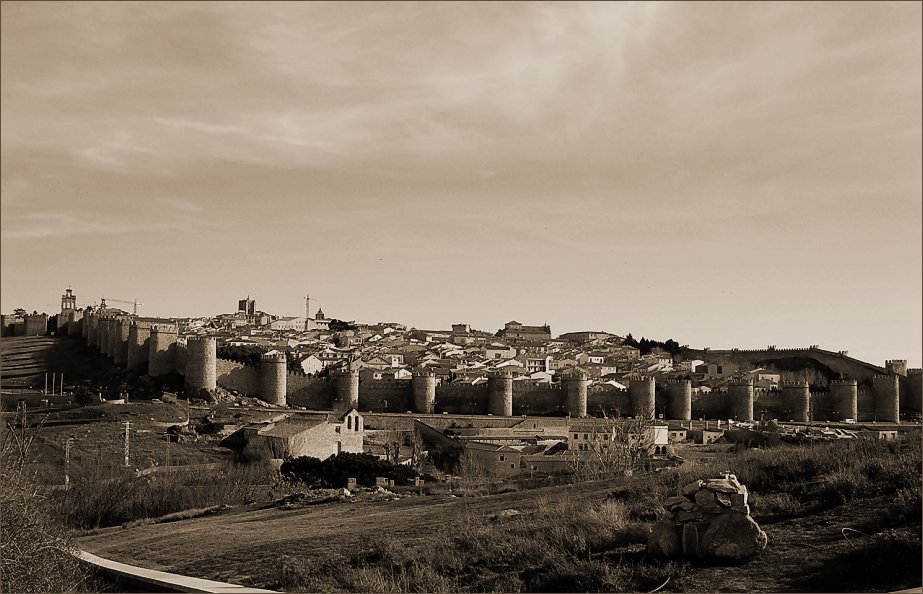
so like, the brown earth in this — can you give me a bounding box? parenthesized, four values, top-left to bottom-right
(78, 479, 921, 592)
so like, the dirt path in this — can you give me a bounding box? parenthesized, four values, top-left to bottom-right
(78, 484, 920, 592)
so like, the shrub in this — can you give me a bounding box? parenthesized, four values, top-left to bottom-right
(280, 452, 417, 488)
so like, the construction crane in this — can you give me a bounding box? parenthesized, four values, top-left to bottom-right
(100, 297, 143, 315)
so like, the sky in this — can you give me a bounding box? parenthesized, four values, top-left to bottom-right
(2, 1, 921, 366)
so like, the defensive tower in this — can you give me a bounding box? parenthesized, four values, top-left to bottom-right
(113, 318, 130, 366)
(872, 374, 900, 423)
(126, 321, 151, 369)
(487, 370, 514, 416)
(148, 325, 178, 377)
(86, 312, 99, 346)
(563, 370, 589, 418)
(335, 363, 360, 411)
(185, 336, 217, 392)
(829, 379, 858, 421)
(885, 360, 908, 377)
(629, 376, 655, 420)
(781, 380, 811, 423)
(260, 352, 287, 407)
(98, 317, 112, 355)
(728, 378, 754, 421)
(905, 369, 923, 413)
(412, 369, 437, 414)
(664, 379, 692, 421)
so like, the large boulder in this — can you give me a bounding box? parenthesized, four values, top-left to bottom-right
(648, 521, 681, 557)
(700, 511, 768, 561)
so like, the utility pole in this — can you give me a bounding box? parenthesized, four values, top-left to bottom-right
(123, 420, 131, 468)
(60, 372, 64, 396)
(44, 373, 48, 395)
(64, 438, 73, 491)
(51, 373, 56, 397)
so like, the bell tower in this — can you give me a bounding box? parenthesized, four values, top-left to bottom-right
(61, 287, 76, 314)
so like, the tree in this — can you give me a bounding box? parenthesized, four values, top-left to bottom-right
(73, 385, 96, 406)
(328, 319, 357, 332)
(567, 414, 654, 482)
(12, 308, 26, 317)
(1, 406, 91, 591)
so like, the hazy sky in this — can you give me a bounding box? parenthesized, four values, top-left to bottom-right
(2, 2, 921, 366)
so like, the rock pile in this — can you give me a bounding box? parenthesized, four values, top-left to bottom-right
(648, 473, 768, 561)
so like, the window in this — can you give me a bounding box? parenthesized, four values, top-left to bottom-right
(347, 416, 352, 430)
(584, 433, 589, 440)
(499, 455, 505, 462)
(574, 433, 578, 439)
(355, 418, 360, 432)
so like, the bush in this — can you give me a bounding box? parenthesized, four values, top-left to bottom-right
(280, 452, 417, 488)
(63, 461, 280, 529)
(1, 411, 94, 592)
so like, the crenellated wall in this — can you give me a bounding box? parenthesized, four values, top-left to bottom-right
(216, 358, 261, 394)
(359, 378, 413, 412)
(435, 383, 490, 415)
(511, 382, 564, 416)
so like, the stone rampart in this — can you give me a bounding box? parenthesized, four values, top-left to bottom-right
(215, 358, 261, 395)
(360, 378, 413, 412)
(512, 383, 564, 416)
(436, 383, 490, 415)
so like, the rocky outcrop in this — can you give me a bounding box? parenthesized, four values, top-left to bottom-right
(648, 473, 767, 562)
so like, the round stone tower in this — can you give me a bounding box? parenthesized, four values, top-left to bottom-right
(148, 325, 178, 377)
(872, 374, 900, 423)
(126, 321, 151, 369)
(487, 370, 514, 416)
(185, 336, 217, 392)
(412, 369, 437, 414)
(781, 380, 811, 423)
(829, 379, 858, 421)
(86, 312, 99, 347)
(563, 370, 589, 418)
(728, 379, 754, 421)
(107, 317, 124, 360)
(629, 376, 656, 420)
(260, 352, 287, 407)
(335, 364, 360, 411)
(113, 318, 130, 366)
(664, 379, 692, 421)
(98, 317, 112, 355)
(906, 369, 923, 414)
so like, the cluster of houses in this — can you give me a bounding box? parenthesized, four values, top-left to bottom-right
(187, 305, 791, 398)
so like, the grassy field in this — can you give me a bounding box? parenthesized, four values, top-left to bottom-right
(78, 437, 922, 593)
